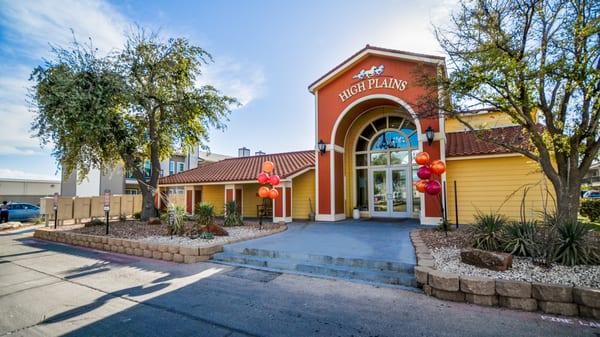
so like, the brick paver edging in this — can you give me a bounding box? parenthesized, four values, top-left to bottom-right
(409, 230, 600, 319)
(33, 224, 287, 264)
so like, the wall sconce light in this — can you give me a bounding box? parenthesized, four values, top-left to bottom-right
(318, 139, 326, 155)
(425, 126, 435, 146)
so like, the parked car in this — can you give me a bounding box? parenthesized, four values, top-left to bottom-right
(582, 190, 600, 199)
(7, 203, 40, 221)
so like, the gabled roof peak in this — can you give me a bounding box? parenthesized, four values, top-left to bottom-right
(308, 45, 445, 93)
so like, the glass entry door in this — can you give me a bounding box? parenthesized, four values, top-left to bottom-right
(369, 167, 411, 218)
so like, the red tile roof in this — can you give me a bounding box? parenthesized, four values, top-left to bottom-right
(159, 150, 315, 185)
(446, 126, 529, 157)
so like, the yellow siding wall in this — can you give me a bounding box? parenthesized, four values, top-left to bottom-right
(201, 185, 225, 216)
(445, 111, 516, 132)
(242, 183, 263, 218)
(446, 155, 554, 224)
(292, 170, 316, 219)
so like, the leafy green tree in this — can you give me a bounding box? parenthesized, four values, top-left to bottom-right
(31, 31, 237, 220)
(429, 0, 599, 223)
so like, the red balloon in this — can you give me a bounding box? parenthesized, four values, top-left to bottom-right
(269, 174, 280, 186)
(415, 179, 429, 193)
(415, 152, 430, 166)
(430, 160, 446, 175)
(258, 186, 270, 198)
(268, 188, 279, 199)
(417, 166, 432, 180)
(257, 172, 270, 184)
(262, 161, 275, 174)
(425, 180, 442, 195)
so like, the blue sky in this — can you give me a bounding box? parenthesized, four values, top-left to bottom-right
(0, 0, 453, 180)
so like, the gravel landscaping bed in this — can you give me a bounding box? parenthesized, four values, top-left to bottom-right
(432, 247, 600, 288)
(68, 220, 283, 248)
(418, 228, 600, 289)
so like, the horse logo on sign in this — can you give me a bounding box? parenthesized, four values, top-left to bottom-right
(352, 64, 385, 80)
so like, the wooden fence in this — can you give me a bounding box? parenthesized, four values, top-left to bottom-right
(40, 195, 143, 225)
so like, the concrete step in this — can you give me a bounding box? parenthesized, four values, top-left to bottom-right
(213, 251, 417, 287)
(222, 247, 415, 274)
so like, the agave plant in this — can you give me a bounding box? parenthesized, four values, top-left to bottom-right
(161, 205, 186, 236)
(471, 212, 508, 251)
(195, 202, 215, 228)
(554, 221, 597, 266)
(503, 220, 537, 257)
(224, 201, 243, 227)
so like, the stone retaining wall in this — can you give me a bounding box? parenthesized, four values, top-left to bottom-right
(33, 225, 286, 264)
(410, 231, 600, 319)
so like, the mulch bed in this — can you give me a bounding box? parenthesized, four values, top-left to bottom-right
(418, 227, 472, 250)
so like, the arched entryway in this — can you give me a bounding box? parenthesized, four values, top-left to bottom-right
(309, 45, 446, 224)
(344, 107, 422, 218)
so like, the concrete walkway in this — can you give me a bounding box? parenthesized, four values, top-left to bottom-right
(213, 219, 424, 287)
(227, 219, 420, 264)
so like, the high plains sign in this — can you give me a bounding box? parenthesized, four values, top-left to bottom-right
(338, 64, 408, 102)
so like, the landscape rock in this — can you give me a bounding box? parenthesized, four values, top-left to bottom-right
(460, 275, 495, 295)
(148, 217, 162, 225)
(496, 280, 531, 298)
(460, 248, 512, 271)
(465, 294, 498, 306)
(414, 266, 432, 285)
(538, 301, 579, 316)
(498, 296, 537, 311)
(202, 224, 229, 236)
(428, 270, 459, 291)
(532, 283, 572, 302)
(433, 289, 465, 302)
(573, 287, 600, 309)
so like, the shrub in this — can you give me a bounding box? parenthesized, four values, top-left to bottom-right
(199, 231, 214, 240)
(161, 205, 186, 236)
(133, 212, 141, 220)
(503, 220, 537, 257)
(580, 199, 600, 222)
(85, 218, 105, 227)
(471, 212, 508, 251)
(554, 221, 598, 266)
(195, 202, 214, 227)
(223, 201, 243, 227)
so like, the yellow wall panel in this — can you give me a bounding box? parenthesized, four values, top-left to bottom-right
(446, 155, 554, 224)
(292, 170, 316, 219)
(445, 111, 516, 132)
(201, 185, 225, 216)
(242, 183, 263, 218)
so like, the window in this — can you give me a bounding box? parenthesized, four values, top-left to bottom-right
(354, 115, 419, 211)
(144, 160, 151, 177)
(177, 162, 185, 173)
(169, 160, 175, 175)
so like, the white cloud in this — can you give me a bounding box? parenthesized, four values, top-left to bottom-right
(0, 168, 59, 181)
(0, 0, 128, 57)
(199, 57, 266, 107)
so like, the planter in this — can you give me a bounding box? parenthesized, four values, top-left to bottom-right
(352, 208, 360, 220)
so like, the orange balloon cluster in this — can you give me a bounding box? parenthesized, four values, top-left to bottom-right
(256, 161, 280, 199)
(414, 151, 446, 196)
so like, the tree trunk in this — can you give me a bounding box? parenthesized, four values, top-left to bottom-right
(552, 175, 582, 224)
(140, 183, 156, 221)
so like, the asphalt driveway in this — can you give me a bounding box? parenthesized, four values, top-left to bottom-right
(0, 226, 598, 337)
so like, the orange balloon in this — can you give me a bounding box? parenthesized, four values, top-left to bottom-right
(268, 188, 279, 200)
(430, 160, 446, 175)
(415, 152, 430, 166)
(415, 179, 429, 193)
(258, 186, 270, 198)
(262, 161, 275, 173)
